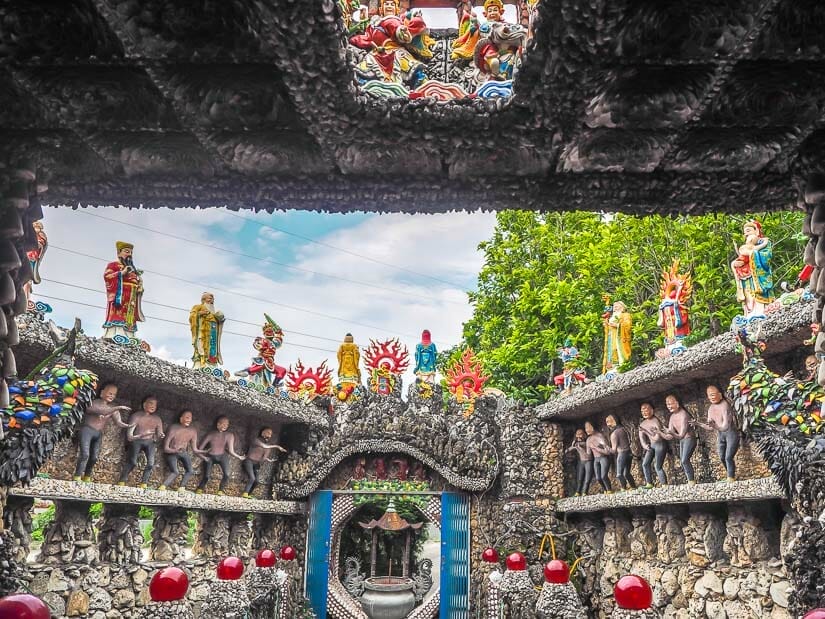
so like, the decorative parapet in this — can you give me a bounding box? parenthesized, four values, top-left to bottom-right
(537, 301, 812, 421)
(555, 477, 784, 514)
(10, 478, 306, 515)
(15, 318, 330, 427)
(272, 387, 500, 498)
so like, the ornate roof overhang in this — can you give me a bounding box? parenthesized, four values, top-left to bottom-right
(2, 0, 824, 213)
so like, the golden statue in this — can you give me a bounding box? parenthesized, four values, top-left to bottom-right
(602, 300, 632, 375)
(337, 333, 361, 384)
(189, 292, 226, 369)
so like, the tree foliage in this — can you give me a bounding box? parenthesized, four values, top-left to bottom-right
(463, 211, 806, 404)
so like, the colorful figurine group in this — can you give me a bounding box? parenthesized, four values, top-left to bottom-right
(74, 383, 286, 498)
(567, 385, 741, 496)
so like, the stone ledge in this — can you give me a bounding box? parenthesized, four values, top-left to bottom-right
(15, 317, 329, 428)
(554, 477, 785, 513)
(11, 478, 306, 514)
(536, 301, 812, 421)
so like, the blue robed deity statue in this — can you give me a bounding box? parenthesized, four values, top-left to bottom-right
(414, 329, 438, 384)
(731, 220, 774, 321)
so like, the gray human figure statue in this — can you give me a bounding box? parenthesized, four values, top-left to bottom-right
(585, 421, 612, 493)
(695, 385, 740, 482)
(639, 402, 668, 488)
(663, 394, 697, 484)
(118, 394, 164, 488)
(73, 382, 131, 482)
(605, 414, 636, 490)
(160, 409, 204, 491)
(565, 428, 592, 496)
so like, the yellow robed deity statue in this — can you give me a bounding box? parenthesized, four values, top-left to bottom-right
(337, 333, 362, 384)
(189, 292, 226, 369)
(602, 300, 632, 376)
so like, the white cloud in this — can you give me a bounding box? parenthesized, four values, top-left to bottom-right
(33, 205, 496, 393)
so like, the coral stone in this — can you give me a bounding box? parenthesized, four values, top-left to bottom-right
(481, 547, 499, 563)
(149, 567, 189, 602)
(256, 549, 277, 568)
(804, 611, 825, 619)
(614, 575, 653, 610)
(505, 552, 527, 571)
(216, 556, 245, 580)
(0, 594, 51, 619)
(280, 545, 297, 561)
(543, 559, 570, 584)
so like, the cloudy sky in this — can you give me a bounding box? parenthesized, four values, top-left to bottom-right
(34, 205, 496, 389)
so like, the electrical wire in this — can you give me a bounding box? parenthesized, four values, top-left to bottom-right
(45, 244, 426, 340)
(225, 210, 469, 289)
(69, 209, 470, 306)
(41, 277, 343, 345)
(35, 293, 338, 355)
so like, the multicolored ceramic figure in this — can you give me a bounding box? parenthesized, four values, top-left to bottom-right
(337, 333, 362, 385)
(731, 219, 774, 320)
(24, 220, 47, 308)
(554, 338, 587, 394)
(364, 338, 409, 396)
(446, 349, 490, 415)
(189, 292, 225, 370)
(235, 314, 287, 388)
(657, 260, 692, 357)
(602, 300, 632, 376)
(102, 241, 145, 340)
(451, 0, 526, 89)
(286, 361, 333, 403)
(414, 329, 438, 384)
(350, 0, 435, 91)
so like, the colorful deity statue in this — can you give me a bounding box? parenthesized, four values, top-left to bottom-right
(235, 314, 287, 389)
(657, 260, 692, 357)
(286, 360, 333, 403)
(414, 329, 438, 384)
(349, 0, 435, 91)
(103, 241, 145, 340)
(554, 338, 587, 395)
(337, 333, 362, 384)
(364, 338, 409, 396)
(451, 0, 527, 90)
(731, 219, 774, 321)
(24, 220, 48, 309)
(189, 292, 226, 370)
(446, 349, 490, 416)
(602, 299, 632, 376)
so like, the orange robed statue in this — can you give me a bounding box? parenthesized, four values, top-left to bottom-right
(103, 241, 145, 339)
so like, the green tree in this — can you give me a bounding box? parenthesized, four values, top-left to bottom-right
(464, 211, 806, 403)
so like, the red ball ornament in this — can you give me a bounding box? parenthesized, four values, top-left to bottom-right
(0, 594, 51, 619)
(216, 556, 245, 580)
(256, 549, 277, 568)
(543, 559, 570, 584)
(804, 611, 825, 619)
(149, 567, 189, 602)
(481, 547, 499, 563)
(614, 575, 653, 610)
(505, 552, 527, 571)
(279, 545, 296, 561)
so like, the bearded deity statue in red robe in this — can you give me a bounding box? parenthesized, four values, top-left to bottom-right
(103, 241, 144, 340)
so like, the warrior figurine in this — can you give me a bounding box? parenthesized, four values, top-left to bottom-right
(657, 260, 692, 357)
(160, 410, 203, 491)
(73, 383, 132, 482)
(23, 220, 47, 306)
(197, 416, 244, 495)
(118, 394, 165, 488)
(695, 385, 740, 482)
(731, 219, 774, 320)
(189, 292, 225, 370)
(235, 314, 287, 388)
(242, 427, 287, 498)
(554, 338, 587, 394)
(337, 333, 361, 385)
(414, 330, 437, 384)
(103, 241, 145, 339)
(602, 300, 632, 376)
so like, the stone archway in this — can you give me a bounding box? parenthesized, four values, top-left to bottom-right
(326, 492, 442, 619)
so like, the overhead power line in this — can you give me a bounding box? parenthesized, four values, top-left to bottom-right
(46, 244, 427, 341)
(226, 210, 469, 289)
(41, 277, 343, 345)
(35, 294, 338, 355)
(68, 209, 470, 306)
